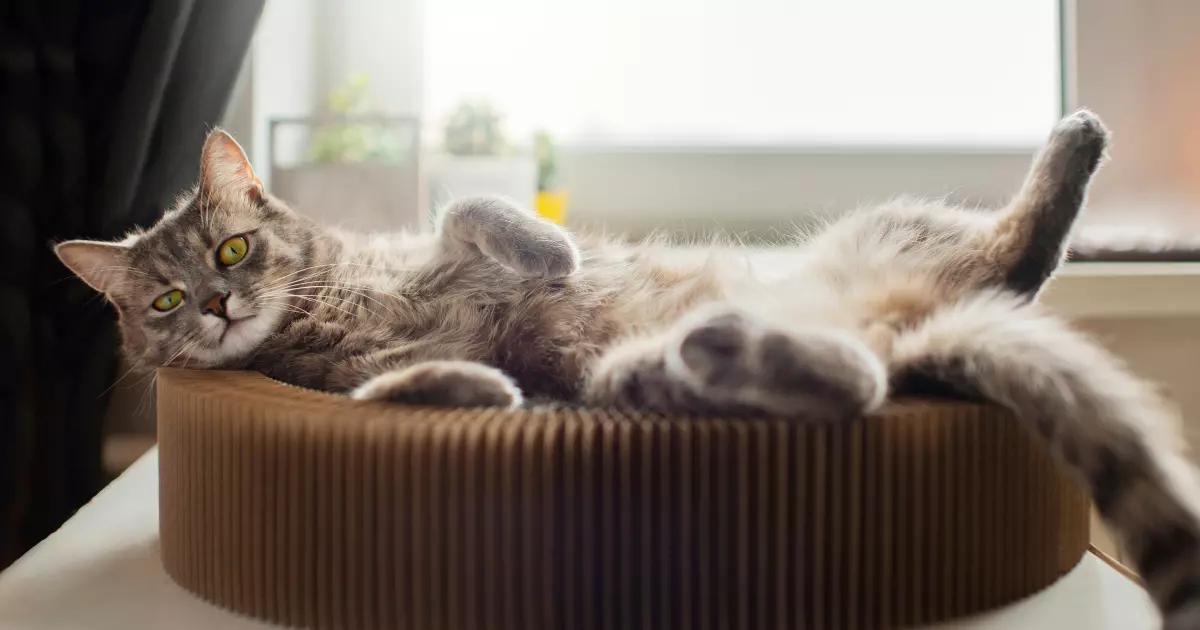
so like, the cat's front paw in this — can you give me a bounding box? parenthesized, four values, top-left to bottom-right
(351, 361, 523, 409)
(483, 219, 581, 279)
(440, 196, 581, 279)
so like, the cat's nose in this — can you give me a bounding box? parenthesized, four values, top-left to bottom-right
(202, 291, 231, 318)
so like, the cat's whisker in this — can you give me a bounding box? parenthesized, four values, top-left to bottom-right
(162, 332, 203, 368)
(261, 275, 412, 298)
(261, 287, 394, 321)
(259, 302, 317, 322)
(274, 292, 361, 319)
(266, 260, 419, 287)
(257, 296, 319, 317)
(259, 283, 401, 317)
(134, 372, 158, 419)
(258, 262, 391, 290)
(178, 338, 205, 369)
(258, 276, 397, 303)
(99, 359, 151, 399)
(254, 263, 419, 303)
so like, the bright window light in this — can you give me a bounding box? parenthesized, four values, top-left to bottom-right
(425, 0, 1060, 147)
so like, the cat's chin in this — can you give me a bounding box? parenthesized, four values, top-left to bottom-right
(191, 311, 280, 368)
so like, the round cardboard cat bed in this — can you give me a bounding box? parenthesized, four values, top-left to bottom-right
(156, 368, 1090, 630)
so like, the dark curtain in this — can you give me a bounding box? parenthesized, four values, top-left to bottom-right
(0, 0, 264, 568)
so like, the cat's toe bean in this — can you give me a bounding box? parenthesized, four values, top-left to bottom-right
(483, 224, 580, 279)
(1052, 109, 1109, 164)
(673, 311, 754, 388)
(351, 360, 523, 409)
(1057, 109, 1107, 140)
(519, 235, 581, 279)
(755, 330, 887, 418)
(669, 308, 887, 420)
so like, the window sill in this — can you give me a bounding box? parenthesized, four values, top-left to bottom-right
(1044, 262, 1200, 319)
(667, 248, 1200, 320)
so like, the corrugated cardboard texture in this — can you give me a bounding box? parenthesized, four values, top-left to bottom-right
(157, 368, 1090, 630)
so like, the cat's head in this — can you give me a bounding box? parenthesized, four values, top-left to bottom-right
(55, 129, 318, 370)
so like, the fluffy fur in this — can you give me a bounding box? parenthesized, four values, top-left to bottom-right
(56, 112, 1200, 627)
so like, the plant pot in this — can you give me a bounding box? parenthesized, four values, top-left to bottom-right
(426, 155, 537, 221)
(535, 190, 569, 225)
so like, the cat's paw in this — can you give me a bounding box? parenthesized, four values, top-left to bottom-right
(584, 337, 693, 412)
(667, 309, 887, 420)
(1055, 109, 1108, 143)
(482, 219, 580, 279)
(350, 361, 523, 409)
(440, 196, 580, 279)
(1050, 109, 1109, 170)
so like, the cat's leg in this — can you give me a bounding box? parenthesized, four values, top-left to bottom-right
(586, 305, 887, 420)
(350, 360, 523, 408)
(890, 290, 1200, 628)
(988, 109, 1109, 296)
(437, 196, 580, 279)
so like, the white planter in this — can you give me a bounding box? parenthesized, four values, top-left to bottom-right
(425, 155, 537, 221)
(271, 163, 423, 232)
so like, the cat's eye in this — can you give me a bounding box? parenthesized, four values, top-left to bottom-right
(217, 235, 249, 267)
(153, 289, 185, 312)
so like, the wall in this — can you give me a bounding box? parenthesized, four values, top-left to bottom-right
(1069, 0, 1200, 231)
(313, 0, 423, 118)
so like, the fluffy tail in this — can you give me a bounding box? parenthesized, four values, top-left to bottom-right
(891, 291, 1200, 629)
(989, 109, 1109, 297)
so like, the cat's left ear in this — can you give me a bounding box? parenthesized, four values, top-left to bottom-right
(199, 129, 265, 203)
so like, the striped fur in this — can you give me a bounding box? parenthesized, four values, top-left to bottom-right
(54, 112, 1200, 626)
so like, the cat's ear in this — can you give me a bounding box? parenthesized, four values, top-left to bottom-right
(55, 240, 130, 293)
(199, 129, 264, 203)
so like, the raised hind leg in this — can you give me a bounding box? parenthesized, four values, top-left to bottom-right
(988, 109, 1109, 296)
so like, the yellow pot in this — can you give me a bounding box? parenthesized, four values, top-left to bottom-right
(535, 190, 568, 225)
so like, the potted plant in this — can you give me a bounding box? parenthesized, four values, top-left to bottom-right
(425, 100, 537, 220)
(533, 130, 568, 224)
(268, 73, 423, 231)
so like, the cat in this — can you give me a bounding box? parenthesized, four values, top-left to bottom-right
(56, 111, 1200, 628)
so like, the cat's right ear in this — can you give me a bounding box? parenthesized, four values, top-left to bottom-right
(199, 129, 264, 203)
(54, 240, 129, 293)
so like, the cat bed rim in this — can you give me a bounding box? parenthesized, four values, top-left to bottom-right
(155, 367, 1091, 630)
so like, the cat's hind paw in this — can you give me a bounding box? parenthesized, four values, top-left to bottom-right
(351, 360, 523, 409)
(668, 308, 887, 420)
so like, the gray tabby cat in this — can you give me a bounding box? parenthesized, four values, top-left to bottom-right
(57, 111, 1200, 628)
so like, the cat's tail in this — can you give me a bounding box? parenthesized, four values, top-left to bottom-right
(988, 109, 1109, 297)
(891, 290, 1200, 629)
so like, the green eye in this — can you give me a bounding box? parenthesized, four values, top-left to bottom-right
(217, 235, 249, 266)
(153, 289, 184, 312)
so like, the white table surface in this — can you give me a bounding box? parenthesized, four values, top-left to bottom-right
(0, 448, 1162, 630)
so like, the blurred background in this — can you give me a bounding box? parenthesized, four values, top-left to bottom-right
(240, 0, 1200, 239)
(3, 0, 1200, 569)
(250, 0, 1065, 236)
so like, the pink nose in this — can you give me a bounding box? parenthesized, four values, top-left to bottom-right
(202, 292, 230, 317)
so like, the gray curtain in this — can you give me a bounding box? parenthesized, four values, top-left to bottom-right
(0, 0, 264, 568)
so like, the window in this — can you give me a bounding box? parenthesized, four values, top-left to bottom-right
(425, 0, 1061, 147)
(244, 0, 1073, 234)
